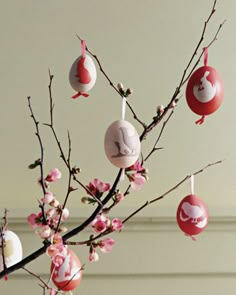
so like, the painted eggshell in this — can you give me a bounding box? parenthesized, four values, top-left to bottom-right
(69, 54, 97, 93)
(51, 248, 82, 291)
(176, 194, 209, 236)
(0, 230, 23, 271)
(186, 66, 224, 116)
(104, 119, 141, 168)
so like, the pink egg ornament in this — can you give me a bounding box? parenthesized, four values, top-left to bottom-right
(104, 119, 141, 169)
(51, 248, 83, 291)
(176, 194, 209, 237)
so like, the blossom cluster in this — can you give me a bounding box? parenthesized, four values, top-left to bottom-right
(27, 168, 69, 266)
(89, 213, 124, 262)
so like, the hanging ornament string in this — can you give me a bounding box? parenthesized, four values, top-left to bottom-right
(190, 174, 194, 195)
(71, 40, 89, 99)
(195, 47, 208, 125)
(121, 96, 127, 120)
(120, 96, 127, 180)
(203, 46, 208, 66)
(81, 39, 86, 56)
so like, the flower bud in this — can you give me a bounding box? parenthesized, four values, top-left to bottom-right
(117, 82, 124, 92)
(126, 88, 133, 96)
(156, 105, 164, 115)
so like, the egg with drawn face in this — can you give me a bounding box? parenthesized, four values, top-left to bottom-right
(104, 119, 141, 168)
(0, 230, 23, 271)
(176, 194, 209, 237)
(51, 248, 82, 291)
(186, 66, 224, 116)
(69, 54, 97, 96)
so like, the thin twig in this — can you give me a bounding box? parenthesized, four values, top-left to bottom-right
(22, 266, 49, 289)
(76, 35, 146, 129)
(0, 228, 7, 271)
(144, 110, 174, 161)
(122, 160, 224, 224)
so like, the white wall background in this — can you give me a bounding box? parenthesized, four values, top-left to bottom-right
(0, 0, 236, 294)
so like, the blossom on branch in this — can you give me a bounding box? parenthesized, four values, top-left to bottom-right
(41, 191, 55, 204)
(27, 212, 43, 229)
(126, 160, 148, 191)
(86, 178, 110, 198)
(91, 214, 110, 233)
(111, 218, 124, 231)
(45, 168, 62, 183)
(89, 248, 99, 262)
(98, 238, 115, 253)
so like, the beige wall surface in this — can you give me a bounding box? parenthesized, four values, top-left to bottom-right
(0, 0, 236, 294)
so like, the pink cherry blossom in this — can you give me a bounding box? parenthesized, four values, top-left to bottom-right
(50, 198, 60, 208)
(86, 178, 110, 197)
(27, 212, 43, 229)
(128, 160, 144, 172)
(52, 253, 65, 267)
(111, 218, 124, 231)
(41, 191, 54, 204)
(61, 208, 70, 221)
(50, 288, 55, 295)
(130, 173, 146, 191)
(36, 225, 51, 239)
(126, 160, 148, 190)
(98, 238, 115, 253)
(46, 208, 57, 218)
(45, 168, 62, 182)
(89, 249, 99, 262)
(115, 192, 125, 203)
(91, 214, 110, 233)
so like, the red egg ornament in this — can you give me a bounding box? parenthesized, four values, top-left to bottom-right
(51, 249, 82, 291)
(69, 40, 97, 99)
(186, 48, 224, 124)
(176, 194, 209, 237)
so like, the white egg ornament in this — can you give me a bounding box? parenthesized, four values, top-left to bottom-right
(69, 52, 97, 99)
(51, 248, 82, 291)
(0, 230, 23, 271)
(104, 119, 141, 168)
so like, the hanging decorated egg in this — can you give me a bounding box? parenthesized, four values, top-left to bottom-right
(51, 248, 82, 291)
(69, 42, 97, 99)
(0, 230, 23, 271)
(104, 119, 141, 168)
(176, 194, 209, 237)
(186, 65, 224, 118)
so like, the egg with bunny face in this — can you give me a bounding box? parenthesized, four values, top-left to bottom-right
(186, 66, 224, 116)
